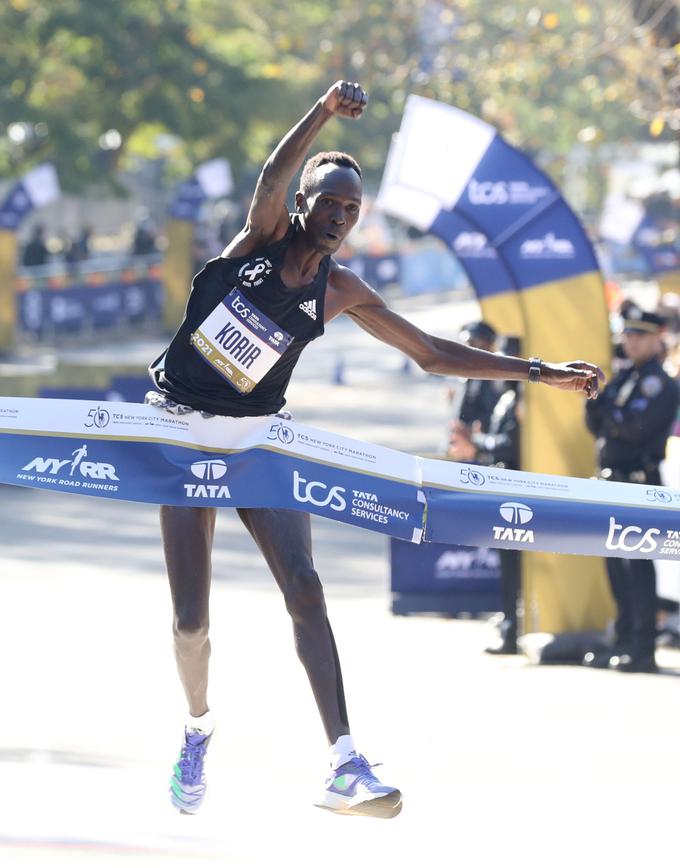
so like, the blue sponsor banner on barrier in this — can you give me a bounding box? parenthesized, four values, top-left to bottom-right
(391, 538, 500, 592)
(4, 398, 680, 561)
(390, 537, 502, 616)
(17, 279, 163, 336)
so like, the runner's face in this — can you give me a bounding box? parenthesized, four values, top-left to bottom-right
(296, 165, 362, 254)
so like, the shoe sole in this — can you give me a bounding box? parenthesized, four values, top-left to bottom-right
(316, 790, 403, 819)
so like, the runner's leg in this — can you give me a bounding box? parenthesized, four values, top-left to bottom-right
(160, 505, 216, 716)
(237, 507, 350, 744)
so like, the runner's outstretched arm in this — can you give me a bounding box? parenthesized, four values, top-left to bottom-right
(224, 81, 368, 256)
(327, 264, 605, 398)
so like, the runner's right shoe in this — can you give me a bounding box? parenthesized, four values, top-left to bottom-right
(169, 728, 212, 814)
(315, 754, 402, 818)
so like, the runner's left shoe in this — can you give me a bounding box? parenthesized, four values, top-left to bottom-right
(314, 754, 402, 818)
(169, 728, 212, 814)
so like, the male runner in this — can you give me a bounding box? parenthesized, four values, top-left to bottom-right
(148, 80, 604, 819)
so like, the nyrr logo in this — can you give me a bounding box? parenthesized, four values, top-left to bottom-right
(184, 459, 231, 498)
(293, 469, 346, 512)
(238, 257, 272, 288)
(452, 232, 495, 259)
(492, 502, 535, 543)
(519, 233, 575, 259)
(605, 518, 660, 554)
(21, 444, 119, 480)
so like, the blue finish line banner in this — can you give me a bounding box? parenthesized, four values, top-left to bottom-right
(2, 397, 680, 561)
(0, 397, 424, 543)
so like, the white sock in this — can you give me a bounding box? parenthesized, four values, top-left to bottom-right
(330, 734, 358, 770)
(186, 710, 214, 735)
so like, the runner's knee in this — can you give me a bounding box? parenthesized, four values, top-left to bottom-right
(173, 610, 210, 648)
(282, 568, 326, 621)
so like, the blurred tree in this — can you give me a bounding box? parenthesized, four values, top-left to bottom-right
(0, 0, 294, 190)
(627, 0, 680, 135)
(0, 0, 676, 197)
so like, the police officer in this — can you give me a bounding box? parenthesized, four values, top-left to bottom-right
(584, 308, 679, 673)
(449, 384, 522, 654)
(453, 321, 503, 431)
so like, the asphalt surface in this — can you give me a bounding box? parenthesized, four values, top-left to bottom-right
(2, 293, 680, 868)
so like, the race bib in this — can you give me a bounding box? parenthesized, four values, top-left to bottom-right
(190, 289, 294, 394)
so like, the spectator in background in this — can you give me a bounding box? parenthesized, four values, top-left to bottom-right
(72, 225, 92, 262)
(448, 381, 522, 655)
(22, 224, 49, 267)
(449, 321, 503, 431)
(132, 218, 158, 256)
(584, 308, 679, 673)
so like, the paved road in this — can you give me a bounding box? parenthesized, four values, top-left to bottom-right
(2, 295, 680, 867)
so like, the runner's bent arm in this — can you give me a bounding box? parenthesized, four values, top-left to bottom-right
(328, 264, 605, 398)
(223, 81, 368, 257)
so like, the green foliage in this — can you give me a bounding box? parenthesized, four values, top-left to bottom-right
(0, 0, 668, 194)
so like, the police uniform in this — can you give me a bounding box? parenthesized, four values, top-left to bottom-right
(585, 310, 679, 672)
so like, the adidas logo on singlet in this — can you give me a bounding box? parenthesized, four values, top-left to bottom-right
(299, 299, 317, 320)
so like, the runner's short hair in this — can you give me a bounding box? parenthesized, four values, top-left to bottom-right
(300, 151, 362, 196)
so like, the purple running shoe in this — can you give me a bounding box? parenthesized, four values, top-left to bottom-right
(315, 754, 402, 818)
(169, 728, 212, 814)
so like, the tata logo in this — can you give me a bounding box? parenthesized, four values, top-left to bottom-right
(293, 469, 346, 512)
(21, 444, 118, 480)
(499, 502, 533, 524)
(519, 233, 575, 259)
(605, 518, 660, 554)
(238, 257, 272, 288)
(191, 459, 228, 480)
(185, 459, 231, 498)
(492, 501, 535, 543)
(230, 294, 251, 319)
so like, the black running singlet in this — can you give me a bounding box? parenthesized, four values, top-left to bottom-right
(152, 216, 329, 416)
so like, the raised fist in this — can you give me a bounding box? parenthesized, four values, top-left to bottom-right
(322, 81, 368, 119)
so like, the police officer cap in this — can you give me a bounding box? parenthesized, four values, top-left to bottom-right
(460, 320, 497, 343)
(623, 308, 666, 334)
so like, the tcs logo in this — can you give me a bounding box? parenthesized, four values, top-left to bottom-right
(605, 517, 660, 555)
(293, 469, 346, 512)
(230, 294, 251, 319)
(467, 179, 509, 206)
